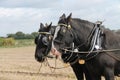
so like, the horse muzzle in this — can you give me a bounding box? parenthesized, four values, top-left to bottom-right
(51, 48, 61, 58)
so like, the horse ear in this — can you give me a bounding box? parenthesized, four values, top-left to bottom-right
(47, 22, 52, 31)
(39, 23, 44, 32)
(67, 13, 72, 23)
(40, 23, 44, 29)
(60, 13, 66, 19)
(49, 22, 52, 27)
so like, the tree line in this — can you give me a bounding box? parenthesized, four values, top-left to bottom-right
(0, 29, 120, 47)
(4, 29, 120, 39)
(7, 31, 38, 39)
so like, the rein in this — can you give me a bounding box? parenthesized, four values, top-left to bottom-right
(61, 48, 120, 54)
(46, 58, 78, 69)
(38, 57, 78, 71)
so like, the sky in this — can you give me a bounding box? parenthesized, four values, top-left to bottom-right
(0, 0, 120, 37)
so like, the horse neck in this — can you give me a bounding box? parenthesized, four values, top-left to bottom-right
(71, 19, 94, 50)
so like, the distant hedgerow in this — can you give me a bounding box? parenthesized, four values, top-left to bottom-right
(2, 38, 15, 46)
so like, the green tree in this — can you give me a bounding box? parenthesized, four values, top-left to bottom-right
(31, 32, 38, 38)
(15, 31, 25, 39)
(7, 34, 16, 38)
(25, 34, 34, 39)
(7, 31, 39, 39)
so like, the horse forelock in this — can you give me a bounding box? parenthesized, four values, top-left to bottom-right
(71, 18, 95, 30)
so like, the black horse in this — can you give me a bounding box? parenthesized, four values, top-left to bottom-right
(52, 13, 120, 80)
(35, 23, 56, 62)
(35, 22, 89, 80)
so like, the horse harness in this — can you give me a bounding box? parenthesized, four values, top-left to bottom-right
(36, 22, 120, 70)
(57, 21, 120, 65)
(38, 22, 120, 65)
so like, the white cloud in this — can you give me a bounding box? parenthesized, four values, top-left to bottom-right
(0, 0, 60, 8)
(0, 0, 120, 36)
(0, 7, 59, 36)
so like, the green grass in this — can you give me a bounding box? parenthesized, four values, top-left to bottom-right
(0, 38, 4, 46)
(0, 39, 35, 48)
(15, 39, 35, 47)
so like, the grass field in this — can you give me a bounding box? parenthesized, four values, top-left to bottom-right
(0, 39, 35, 48)
(15, 39, 35, 47)
(0, 46, 119, 80)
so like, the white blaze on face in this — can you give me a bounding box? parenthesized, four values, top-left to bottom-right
(52, 26, 60, 48)
(51, 26, 61, 57)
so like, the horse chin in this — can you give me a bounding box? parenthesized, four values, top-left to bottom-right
(35, 55, 45, 63)
(37, 58, 45, 63)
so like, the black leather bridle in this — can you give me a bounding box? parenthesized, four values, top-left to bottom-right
(37, 32, 54, 58)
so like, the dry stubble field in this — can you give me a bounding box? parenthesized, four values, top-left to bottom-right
(0, 46, 76, 80)
(0, 46, 119, 80)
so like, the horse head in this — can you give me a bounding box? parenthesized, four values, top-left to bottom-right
(52, 13, 105, 63)
(51, 13, 80, 62)
(35, 22, 54, 62)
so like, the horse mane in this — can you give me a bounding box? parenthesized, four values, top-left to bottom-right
(70, 18, 120, 50)
(71, 18, 95, 34)
(72, 18, 94, 25)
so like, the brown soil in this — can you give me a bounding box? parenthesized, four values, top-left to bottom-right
(0, 46, 75, 80)
(0, 46, 119, 80)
